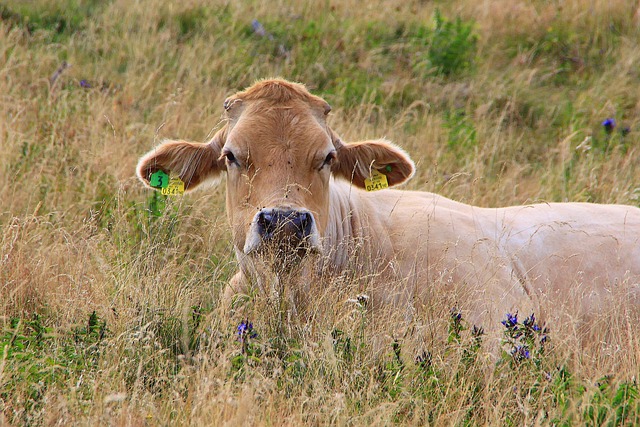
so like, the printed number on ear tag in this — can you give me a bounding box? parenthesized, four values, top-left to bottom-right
(149, 170, 169, 189)
(364, 170, 389, 192)
(161, 177, 185, 196)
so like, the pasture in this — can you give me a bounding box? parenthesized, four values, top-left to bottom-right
(1, 0, 639, 425)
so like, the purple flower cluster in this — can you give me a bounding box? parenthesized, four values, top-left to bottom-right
(501, 312, 518, 328)
(502, 312, 548, 362)
(237, 319, 257, 342)
(237, 319, 258, 355)
(602, 117, 631, 138)
(523, 313, 541, 332)
(512, 345, 530, 360)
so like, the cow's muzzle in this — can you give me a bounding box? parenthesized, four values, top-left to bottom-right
(243, 208, 320, 256)
(257, 209, 313, 241)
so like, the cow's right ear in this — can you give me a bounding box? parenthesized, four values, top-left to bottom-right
(136, 128, 226, 191)
(331, 136, 415, 188)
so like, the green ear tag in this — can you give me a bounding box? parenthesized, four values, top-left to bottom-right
(364, 170, 389, 192)
(385, 165, 392, 173)
(150, 170, 169, 189)
(161, 177, 185, 196)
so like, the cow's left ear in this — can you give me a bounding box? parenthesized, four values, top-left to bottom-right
(136, 128, 227, 191)
(332, 138, 415, 188)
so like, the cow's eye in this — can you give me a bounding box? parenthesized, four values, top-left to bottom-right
(223, 151, 237, 165)
(321, 151, 336, 169)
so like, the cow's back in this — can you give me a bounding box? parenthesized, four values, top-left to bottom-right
(336, 186, 640, 323)
(493, 202, 640, 315)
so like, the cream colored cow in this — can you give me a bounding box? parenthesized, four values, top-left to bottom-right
(137, 78, 640, 326)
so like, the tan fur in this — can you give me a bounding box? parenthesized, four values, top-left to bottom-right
(137, 78, 640, 327)
(136, 130, 226, 190)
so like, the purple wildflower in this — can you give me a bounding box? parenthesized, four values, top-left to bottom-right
(237, 319, 256, 341)
(251, 19, 267, 37)
(251, 19, 274, 40)
(523, 313, 535, 327)
(502, 312, 518, 328)
(512, 345, 531, 360)
(524, 313, 542, 331)
(79, 79, 92, 88)
(602, 118, 616, 133)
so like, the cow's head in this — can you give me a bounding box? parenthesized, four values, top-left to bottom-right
(137, 79, 415, 267)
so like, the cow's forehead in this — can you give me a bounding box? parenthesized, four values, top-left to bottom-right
(226, 104, 332, 155)
(224, 79, 331, 120)
(223, 81, 333, 156)
(232, 79, 328, 105)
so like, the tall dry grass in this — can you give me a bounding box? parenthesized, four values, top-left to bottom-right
(1, 0, 639, 424)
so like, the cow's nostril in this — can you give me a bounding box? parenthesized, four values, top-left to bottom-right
(298, 212, 308, 224)
(293, 212, 313, 238)
(298, 212, 310, 232)
(257, 210, 276, 234)
(260, 211, 272, 225)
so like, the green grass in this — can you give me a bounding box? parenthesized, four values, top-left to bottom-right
(1, 0, 639, 424)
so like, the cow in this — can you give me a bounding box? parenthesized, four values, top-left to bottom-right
(137, 78, 640, 331)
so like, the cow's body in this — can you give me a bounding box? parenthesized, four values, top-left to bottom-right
(137, 78, 640, 327)
(238, 178, 638, 324)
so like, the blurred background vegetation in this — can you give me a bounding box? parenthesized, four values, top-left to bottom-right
(1, 0, 639, 424)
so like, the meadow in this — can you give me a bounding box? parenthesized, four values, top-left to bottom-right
(1, 0, 639, 424)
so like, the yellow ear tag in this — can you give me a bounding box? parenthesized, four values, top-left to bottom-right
(364, 170, 389, 192)
(161, 176, 185, 196)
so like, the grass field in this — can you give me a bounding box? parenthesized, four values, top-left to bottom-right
(1, 0, 640, 425)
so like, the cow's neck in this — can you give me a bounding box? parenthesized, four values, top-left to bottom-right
(323, 179, 368, 271)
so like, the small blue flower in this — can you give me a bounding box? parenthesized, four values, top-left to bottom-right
(523, 313, 543, 332)
(602, 118, 616, 133)
(512, 345, 530, 360)
(79, 79, 92, 88)
(502, 312, 518, 328)
(252, 19, 269, 38)
(237, 320, 248, 334)
(523, 313, 535, 326)
(450, 307, 462, 322)
(237, 319, 257, 341)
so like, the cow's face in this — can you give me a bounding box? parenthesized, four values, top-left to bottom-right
(221, 98, 336, 257)
(137, 79, 415, 265)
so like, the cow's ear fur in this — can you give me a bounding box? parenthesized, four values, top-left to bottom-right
(136, 128, 226, 191)
(333, 139, 415, 188)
